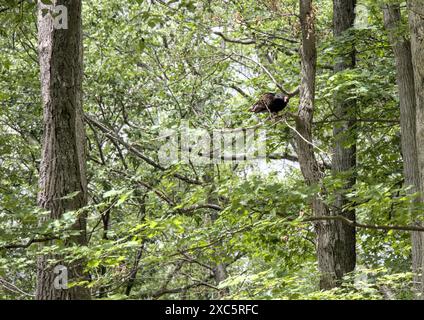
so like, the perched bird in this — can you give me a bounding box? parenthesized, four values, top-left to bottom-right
(249, 93, 289, 115)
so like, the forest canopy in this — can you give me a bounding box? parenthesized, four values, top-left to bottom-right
(0, 0, 424, 301)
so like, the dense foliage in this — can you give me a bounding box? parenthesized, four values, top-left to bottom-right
(0, 0, 421, 299)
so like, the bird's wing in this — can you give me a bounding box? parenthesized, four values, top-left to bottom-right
(249, 93, 274, 113)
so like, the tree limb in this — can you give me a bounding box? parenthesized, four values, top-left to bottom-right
(85, 115, 202, 185)
(301, 215, 424, 232)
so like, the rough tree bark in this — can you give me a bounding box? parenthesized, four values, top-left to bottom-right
(211, 213, 229, 298)
(383, 3, 421, 297)
(408, 0, 424, 298)
(204, 167, 229, 297)
(295, 0, 339, 289)
(331, 0, 357, 281)
(36, 0, 90, 299)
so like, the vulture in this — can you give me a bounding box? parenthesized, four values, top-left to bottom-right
(249, 93, 289, 115)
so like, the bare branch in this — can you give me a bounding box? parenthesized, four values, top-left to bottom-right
(213, 31, 256, 45)
(85, 115, 202, 185)
(301, 215, 424, 232)
(1, 236, 58, 250)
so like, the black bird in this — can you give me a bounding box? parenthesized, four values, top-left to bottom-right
(249, 93, 289, 115)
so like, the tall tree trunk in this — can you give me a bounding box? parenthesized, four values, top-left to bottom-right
(36, 0, 90, 300)
(205, 167, 229, 297)
(331, 0, 357, 280)
(383, 3, 421, 297)
(295, 0, 338, 289)
(211, 223, 229, 295)
(408, 0, 424, 298)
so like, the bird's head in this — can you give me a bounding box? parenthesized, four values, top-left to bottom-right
(275, 93, 290, 103)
